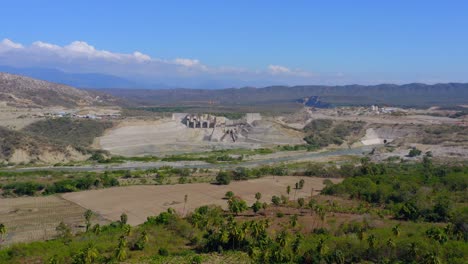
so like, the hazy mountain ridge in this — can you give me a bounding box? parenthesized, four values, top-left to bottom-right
(0, 66, 145, 89)
(100, 83, 468, 108)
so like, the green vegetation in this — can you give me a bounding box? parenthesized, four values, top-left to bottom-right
(408, 147, 422, 157)
(23, 118, 113, 147)
(303, 119, 365, 148)
(322, 156, 467, 223)
(1, 173, 119, 196)
(0, 158, 467, 263)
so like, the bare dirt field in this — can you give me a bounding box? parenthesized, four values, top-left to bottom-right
(0, 195, 109, 245)
(62, 176, 341, 225)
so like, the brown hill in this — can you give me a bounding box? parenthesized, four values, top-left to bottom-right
(0, 126, 88, 165)
(0, 72, 118, 108)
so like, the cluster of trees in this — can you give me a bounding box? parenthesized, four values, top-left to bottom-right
(185, 204, 466, 263)
(1, 173, 119, 196)
(322, 156, 467, 223)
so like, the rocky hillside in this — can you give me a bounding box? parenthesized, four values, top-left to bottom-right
(0, 72, 118, 108)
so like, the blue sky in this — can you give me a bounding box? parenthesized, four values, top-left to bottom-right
(1, 0, 468, 87)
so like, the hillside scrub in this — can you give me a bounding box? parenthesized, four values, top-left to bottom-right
(303, 119, 365, 148)
(0, 126, 67, 161)
(23, 118, 113, 147)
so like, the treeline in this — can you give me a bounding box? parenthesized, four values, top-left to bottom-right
(215, 162, 368, 185)
(1, 173, 119, 196)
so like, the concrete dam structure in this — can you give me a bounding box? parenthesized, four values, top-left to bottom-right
(184, 114, 217, 128)
(171, 113, 263, 143)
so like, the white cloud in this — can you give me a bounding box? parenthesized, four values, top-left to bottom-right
(0, 38, 321, 87)
(268, 64, 291, 74)
(0, 38, 24, 52)
(32, 41, 60, 50)
(133, 51, 151, 62)
(174, 58, 201, 67)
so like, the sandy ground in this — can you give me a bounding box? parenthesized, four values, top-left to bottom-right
(0, 195, 109, 244)
(62, 176, 341, 225)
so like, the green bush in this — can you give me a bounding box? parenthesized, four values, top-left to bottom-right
(216, 171, 232, 185)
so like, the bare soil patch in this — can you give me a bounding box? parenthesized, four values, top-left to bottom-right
(0, 195, 109, 245)
(62, 176, 341, 225)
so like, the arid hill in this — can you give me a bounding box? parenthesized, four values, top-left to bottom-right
(0, 72, 118, 108)
(0, 126, 88, 164)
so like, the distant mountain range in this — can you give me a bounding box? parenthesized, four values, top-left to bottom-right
(101, 83, 468, 108)
(0, 66, 158, 89)
(1, 69, 467, 108)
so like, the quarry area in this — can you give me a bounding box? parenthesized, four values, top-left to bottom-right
(97, 112, 304, 156)
(93, 106, 468, 162)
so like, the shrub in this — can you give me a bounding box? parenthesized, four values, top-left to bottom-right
(408, 147, 422, 157)
(158, 248, 169, 256)
(216, 171, 232, 185)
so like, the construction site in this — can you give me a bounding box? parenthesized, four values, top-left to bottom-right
(97, 112, 304, 156)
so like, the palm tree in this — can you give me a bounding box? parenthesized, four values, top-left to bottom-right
(316, 238, 328, 260)
(292, 234, 303, 254)
(0, 223, 6, 241)
(422, 252, 441, 264)
(332, 250, 345, 264)
(308, 199, 316, 216)
(408, 242, 419, 260)
(255, 192, 262, 201)
(141, 230, 149, 243)
(92, 224, 101, 235)
(83, 244, 99, 264)
(120, 213, 128, 225)
(386, 238, 395, 248)
(294, 183, 298, 200)
(367, 234, 377, 249)
(276, 230, 289, 248)
(357, 227, 366, 241)
(115, 235, 128, 261)
(314, 205, 326, 228)
(84, 210, 93, 232)
(289, 214, 298, 228)
(392, 224, 401, 237)
(386, 238, 396, 258)
(123, 224, 131, 236)
(183, 194, 188, 216)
